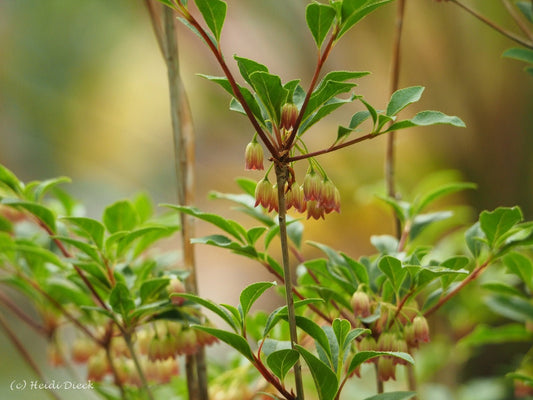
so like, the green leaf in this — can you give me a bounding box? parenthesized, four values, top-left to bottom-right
(234, 56, 269, 87)
(378, 256, 407, 293)
(194, 325, 255, 361)
(410, 211, 453, 240)
(62, 217, 105, 249)
(0, 164, 23, 195)
(482, 282, 525, 298)
(30, 177, 71, 202)
(371, 235, 399, 255)
(115, 225, 175, 257)
(301, 96, 356, 134)
(176, 293, 239, 332)
(465, 222, 486, 259)
(386, 86, 424, 116)
(193, 0, 226, 42)
(480, 206, 523, 248)
(363, 392, 417, 400)
(102, 200, 139, 234)
(376, 195, 411, 225)
(294, 316, 332, 361)
(236, 177, 257, 197)
(459, 323, 533, 347)
(348, 351, 414, 376)
(249, 71, 288, 124)
(341, 254, 370, 285)
(339, 0, 394, 39)
(263, 299, 324, 337)
(156, 0, 174, 6)
(516, 2, 533, 23)
(239, 281, 276, 319)
(414, 182, 477, 214)
(53, 236, 100, 262)
(388, 111, 466, 131)
(191, 234, 258, 258)
(1, 199, 56, 233)
(165, 205, 246, 242)
(295, 345, 338, 400)
(485, 294, 533, 322)
(246, 226, 267, 245)
(45, 279, 93, 306)
(109, 283, 135, 321)
(306, 3, 337, 48)
(303, 81, 357, 122)
(266, 349, 300, 383)
(140, 278, 170, 304)
(503, 252, 533, 291)
(503, 47, 533, 64)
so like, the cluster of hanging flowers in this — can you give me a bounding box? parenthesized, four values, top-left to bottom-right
(251, 172, 340, 220)
(67, 320, 218, 387)
(244, 103, 341, 220)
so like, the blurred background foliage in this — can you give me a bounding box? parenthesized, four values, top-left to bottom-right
(0, 0, 532, 399)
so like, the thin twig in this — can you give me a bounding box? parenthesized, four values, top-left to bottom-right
(450, 0, 533, 49)
(502, 0, 533, 42)
(0, 312, 61, 400)
(387, 0, 406, 239)
(0, 290, 49, 336)
(424, 258, 492, 317)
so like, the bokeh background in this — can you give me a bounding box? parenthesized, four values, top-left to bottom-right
(0, 0, 532, 399)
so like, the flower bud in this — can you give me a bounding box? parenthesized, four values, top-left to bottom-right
(350, 291, 371, 318)
(280, 103, 299, 131)
(168, 278, 186, 306)
(244, 140, 264, 170)
(413, 315, 430, 344)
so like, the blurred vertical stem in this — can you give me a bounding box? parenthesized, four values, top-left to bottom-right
(388, 1, 418, 396)
(145, 2, 208, 400)
(0, 312, 61, 400)
(275, 163, 305, 400)
(386, 0, 406, 239)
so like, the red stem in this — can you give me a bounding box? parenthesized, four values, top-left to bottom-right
(286, 31, 338, 150)
(288, 132, 376, 162)
(424, 258, 492, 317)
(252, 354, 296, 400)
(174, 4, 279, 158)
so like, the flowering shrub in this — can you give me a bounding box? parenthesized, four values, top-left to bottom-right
(1, 1, 533, 400)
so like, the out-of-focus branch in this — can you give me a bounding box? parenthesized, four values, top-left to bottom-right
(145, 2, 208, 399)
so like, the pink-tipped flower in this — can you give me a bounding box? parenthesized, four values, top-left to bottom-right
(286, 184, 306, 213)
(377, 356, 396, 382)
(321, 181, 341, 214)
(270, 184, 280, 213)
(306, 200, 325, 220)
(303, 170, 322, 201)
(280, 103, 299, 131)
(254, 178, 275, 210)
(244, 140, 264, 170)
